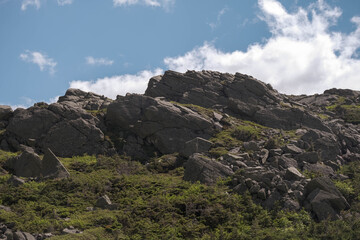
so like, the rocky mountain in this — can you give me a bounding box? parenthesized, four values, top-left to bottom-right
(1, 70, 360, 239)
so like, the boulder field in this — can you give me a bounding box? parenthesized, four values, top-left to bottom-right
(1, 70, 360, 222)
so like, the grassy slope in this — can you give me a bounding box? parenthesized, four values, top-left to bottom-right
(0, 152, 360, 239)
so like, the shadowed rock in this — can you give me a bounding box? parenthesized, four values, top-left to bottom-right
(183, 153, 233, 185)
(5, 149, 42, 178)
(41, 148, 70, 179)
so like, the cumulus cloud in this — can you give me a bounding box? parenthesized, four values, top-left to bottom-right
(164, 0, 360, 95)
(20, 50, 57, 74)
(113, 0, 174, 10)
(69, 69, 163, 99)
(86, 56, 114, 66)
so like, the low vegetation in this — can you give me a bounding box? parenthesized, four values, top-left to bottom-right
(2, 151, 360, 239)
(326, 104, 360, 124)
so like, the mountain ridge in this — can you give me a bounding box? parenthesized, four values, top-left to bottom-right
(1, 70, 360, 238)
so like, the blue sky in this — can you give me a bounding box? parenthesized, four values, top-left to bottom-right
(1, 0, 360, 108)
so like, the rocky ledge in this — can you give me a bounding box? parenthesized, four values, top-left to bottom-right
(1, 70, 360, 224)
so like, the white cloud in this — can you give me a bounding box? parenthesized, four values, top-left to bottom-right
(163, 0, 360, 95)
(20, 50, 57, 74)
(208, 7, 228, 30)
(21, 0, 40, 10)
(113, 0, 174, 10)
(69, 69, 163, 99)
(86, 56, 114, 66)
(21, 0, 73, 10)
(57, 0, 73, 6)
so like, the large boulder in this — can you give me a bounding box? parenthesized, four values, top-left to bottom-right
(145, 70, 281, 110)
(41, 148, 70, 179)
(183, 153, 233, 184)
(253, 107, 331, 132)
(145, 70, 330, 132)
(304, 177, 349, 220)
(5, 99, 108, 157)
(301, 129, 341, 160)
(5, 149, 42, 178)
(0, 105, 12, 121)
(6, 148, 69, 179)
(58, 88, 112, 110)
(106, 94, 215, 155)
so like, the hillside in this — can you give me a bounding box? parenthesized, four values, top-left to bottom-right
(1, 70, 360, 239)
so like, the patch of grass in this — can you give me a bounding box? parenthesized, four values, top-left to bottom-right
(0, 150, 19, 165)
(231, 125, 260, 141)
(170, 102, 218, 119)
(147, 153, 180, 173)
(86, 108, 107, 117)
(209, 147, 228, 158)
(326, 104, 360, 124)
(317, 113, 330, 120)
(334, 180, 355, 200)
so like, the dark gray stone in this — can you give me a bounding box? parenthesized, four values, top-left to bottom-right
(283, 144, 304, 155)
(5, 150, 41, 178)
(95, 195, 117, 210)
(184, 153, 233, 185)
(284, 167, 305, 181)
(7, 175, 25, 187)
(295, 152, 319, 164)
(180, 137, 212, 158)
(0, 105, 12, 121)
(41, 148, 70, 179)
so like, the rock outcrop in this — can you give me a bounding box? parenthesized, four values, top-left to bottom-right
(106, 94, 217, 158)
(183, 153, 233, 184)
(5, 148, 69, 179)
(1, 69, 360, 222)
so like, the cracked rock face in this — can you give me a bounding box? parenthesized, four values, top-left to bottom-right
(106, 94, 216, 156)
(4, 98, 109, 157)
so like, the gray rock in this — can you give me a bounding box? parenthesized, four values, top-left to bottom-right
(301, 129, 341, 160)
(0, 205, 11, 212)
(58, 88, 112, 111)
(243, 141, 260, 151)
(4, 229, 13, 240)
(0, 105, 12, 121)
(22, 233, 35, 240)
(304, 177, 349, 220)
(254, 107, 331, 132)
(257, 188, 267, 200)
(107, 94, 214, 155)
(180, 137, 212, 158)
(41, 148, 70, 179)
(283, 144, 304, 155)
(183, 153, 233, 185)
(269, 148, 282, 157)
(62, 227, 82, 234)
(284, 199, 300, 211)
(303, 163, 335, 177)
(295, 152, 319, 164)
(278, 155, 298, 169)
(6, 149, 42, 178)
(259, 149, 269, 164)
(7, 175, 25, 187)
(284, 167, 305, 181)
(6, 102, 108, 157)
(13, 231, 26, 240)
(95, 195, 117, 210)
(307, 189, 342, 220)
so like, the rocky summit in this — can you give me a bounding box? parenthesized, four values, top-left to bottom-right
(1, 70, 360, 239)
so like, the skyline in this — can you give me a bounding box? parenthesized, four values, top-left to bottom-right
(1, 0, 360, 109)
